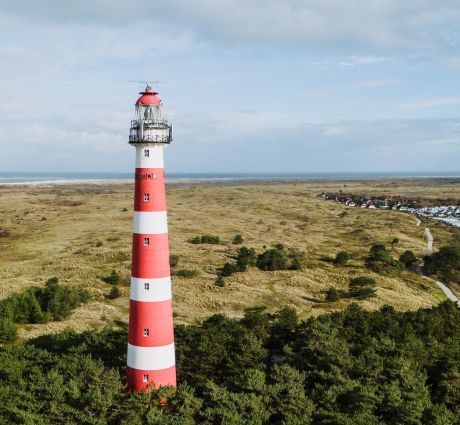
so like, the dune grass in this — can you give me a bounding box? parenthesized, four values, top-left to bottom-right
(0, 179, 458, 339)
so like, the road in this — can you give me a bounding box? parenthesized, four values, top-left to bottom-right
(415, 217, 460, 306)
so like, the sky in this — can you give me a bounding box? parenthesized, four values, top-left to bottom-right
(0, 0, 459, 173)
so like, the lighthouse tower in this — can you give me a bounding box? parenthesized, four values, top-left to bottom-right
(126, 85, 176, 392)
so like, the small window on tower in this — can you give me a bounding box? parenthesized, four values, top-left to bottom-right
(143, 328, 149, 336)
(144, 237, 150, 246)
(143, 374, 149, 383)
(144, 282, 150, 290)
(144, 193, 150, 202)
(144, 149, 149, 157)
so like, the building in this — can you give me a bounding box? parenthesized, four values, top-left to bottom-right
(126, 85, 176, 392)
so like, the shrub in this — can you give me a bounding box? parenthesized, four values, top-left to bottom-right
(349, 276, 377, 299)
(175, 269, 200, 278)
(107, 286, 121, 299)
(325, 288, 340, 302)
(365, 244, 404, 275)
(256, 246, 302, 271)
(189, 235, 220, 244)
(423, 246, 460, 282)
(215, 277, 225, 287)
(236, 247, 257, 271)
(221, 262, 238, 277)
(335, 250, 350, 266)
(0, 278, 89, 329)
(0, 318, 18, 342)
(103, 270, 120, 285)
(94, 240, 103, 247)
(200, 235, 220, 244)
(169, 255, 180, 268)
(232, 234, 244, 244)
(399, 250, 418, 269)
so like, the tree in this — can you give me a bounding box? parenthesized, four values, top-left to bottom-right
(423, 246, 460, 282)
(107, 286, 121, 299)
(326, 288, 340, 302)
(365, 244, 404, 275)
(103, 270, 120, 285)
(335, 251, 350, 266)
(221, 262, 238, 277)
(349, 276, 377, 299)
(399, 250, 418, 269)
(0, 318, 17, 342)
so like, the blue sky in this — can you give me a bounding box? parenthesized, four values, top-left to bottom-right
(0, 0, 459, 173)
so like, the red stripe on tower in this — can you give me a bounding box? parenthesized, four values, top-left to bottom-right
(127, 84, 176, 392)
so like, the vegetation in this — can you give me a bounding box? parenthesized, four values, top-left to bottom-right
(400, 250, 419, 269)
(190, 235, 220, 245)
(0, 278, 89, 342)
(174, 269, 201, 278)
(334, 250, 350, 266)
(103, 270, 120, 285)
(107, 286, 121, 300)
(256, 245, 303, 271)
(424, 246, 460, 284)
(232, 234, 244, 244)
(349, 276, 377, 299)
(325, 287, 340, 302)
(169, 255, 180, 268)
(365, 244, 404, 275)
(0, 302, 458, 423)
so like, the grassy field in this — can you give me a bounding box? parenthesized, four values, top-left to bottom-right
(0, 179, 458, 339)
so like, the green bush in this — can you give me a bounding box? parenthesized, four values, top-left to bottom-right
(103, 270, 120, 285)
(325, 287, 340, 302)
(221, 262, 238, 277)
(0, 278, 89, 327)
(349, 276, 377, 299)
(107, 286, 121, 299)
(215, 276, 225, 287)
(189, 235, 220, 244)
(169, 255, 180, 267)
(365, 244, 404, 275)
(232, 234, 244, 244)
(175, 269, 200, 278)
(423, 246, 460, 283)
(0, 318, 18, 342)
(400, 250, 418, 269)
(256, 246, 303, 271)
(335, 250, 350, 265)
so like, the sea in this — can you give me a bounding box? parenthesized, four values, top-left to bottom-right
(0, 171, 459, 186)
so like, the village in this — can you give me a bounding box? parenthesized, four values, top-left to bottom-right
(319, 191, 460, 228)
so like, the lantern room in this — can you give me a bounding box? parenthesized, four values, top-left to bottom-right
(129, 85, 172, 145)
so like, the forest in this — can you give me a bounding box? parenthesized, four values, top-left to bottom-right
(0, 301, 459, 424)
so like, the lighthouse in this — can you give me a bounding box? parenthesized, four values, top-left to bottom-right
(126, 85, 176, 392)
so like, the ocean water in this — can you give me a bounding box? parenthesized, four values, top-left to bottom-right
(0, 171, 459, 185)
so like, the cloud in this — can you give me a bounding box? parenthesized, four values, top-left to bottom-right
(351, 78, 400, 88)
(401, 97, 460, 110)
(1, 0, 460, 52)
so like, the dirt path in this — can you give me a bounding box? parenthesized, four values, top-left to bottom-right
(415, 217, 460, 306)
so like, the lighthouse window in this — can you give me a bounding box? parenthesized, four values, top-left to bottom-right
(143, 374, 149, 383)
(143, 328, 149, 336)
(144, 149, 149, 157)
(144, 237, 150, 246)
(144, 282, 150, 290)
(144, 193, 150, 202)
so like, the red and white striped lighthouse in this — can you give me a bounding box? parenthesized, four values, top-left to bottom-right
(126, 85, 176, 392)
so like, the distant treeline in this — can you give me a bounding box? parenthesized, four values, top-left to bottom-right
(0, 301, 459, 424)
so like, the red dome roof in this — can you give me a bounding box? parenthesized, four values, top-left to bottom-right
(136, 87, 161, 106)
